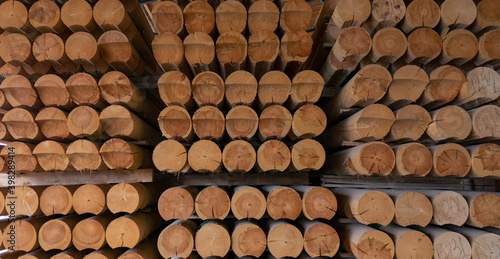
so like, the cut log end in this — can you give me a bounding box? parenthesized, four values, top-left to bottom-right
(158, 106, 193, 141)
(192, 71, 225, 107)
(433, 232, 472, 259)
(402, 0, 440, 32)
(258, 105, 292, 140)
(427, 106, 472, 141)
(256, 140, 291, 172)
(280, 0, 313, 32)
(406, 28, 443, 63)
(231, 186, 266, 220)
(105, 217, 141, 249)
(469, 143, 500, 177)
(431, 191, 469, 226)
(257, 71, 291, 107)
(470, 193, 500, 228)
(151, 1, 183, 35)
(302, 187, 337, 220)
(195, 222, 231, 258)
(153, 140, 189, 173)
(225, 71, 257, 106)
(303, 223, 340, 257)
(291, 104, 326, 139)
(73, 184, 109, 215)
(289, 70, 324, 109)
(66, 73, 103, 107)
(388, 105, 432, 142)
(352, 230, 395, 259)
(2, 220, 37, 252)
(222, 140, 256, 173)
(39, 219, 72, 250)
(216, 0, 247, 34)
(291, 139, 326, 171)
(394, 192, 433, 227)
(66, 139, 105, 171)
(33, 140, 70, 171)
(192, 106, 225, 140)
(72, 217, 107, 250)
(355, 191, 395, 225)
(247, 1, 279, 34)
(158, 187, 195, 221)
(394, 143, 433, 176)
(334, 27, 372, 62)
(231, 222, 266, 257)
(431, 143, 471, 177)
(5, 185, 40, 217)
(100, 138, 145, 170)
(395, 230, 434, 259)
(183, 1, 215, 34)
(354, 142, 396, 176)
(225, 105, 258, 140)
(158, 221, 195, 258)
(266, 186, 302, 220)
(39, 185, 73, 216)
(195, 186, 230, 220)
(267, 223, 303, 258)
(158, 71, 192, 107)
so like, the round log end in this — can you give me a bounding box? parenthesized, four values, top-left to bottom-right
(72, 218, 107, 250)
(192, 71, 225, 107)
(356, 190, 395, 225)
(39, 219, 72, 250)
(158, 71, 192, 107)
(158, 106, 192, 141)
(394, 143, 433, 176)
(158, 187, 195, 221)
(291, 139, 326, 171)
(432, 143, 471, 177)
(302, 187, 337, 220)
(470, 192, 500, 228)
(195, 222, 231, 258)
(231, 222, 266, 257)
(395, 230, 433, 259)
(259, 105, 292, 140)
(222, 140, 256, 173)
(192, 106, 225, 140)
(153, 140, 189, 173)
(303, 223, 339, 257)
(431, 191, 469, 226)
(40, 185, 73, 216)
(73, 184, 108, 215)
(291, 104, 326, 138)
(183, 1, 215, 34)
(267, 223, 303, 258)
(195, 186, 230, 220)
(256, 140, 291, 172)
(394, 191, 433, 227)
(231, 186, 266, 220)
(266, 186, 302, 220)
(225, 105, 258, 139)
(158, 223, 195, 258)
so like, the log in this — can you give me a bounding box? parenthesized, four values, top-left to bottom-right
(100, 138, 151, 170)
(470, 0, 500, 34)
(334, 188, 395, 225)
(467, 143, 500, 177)
(331, 27, 371, 64)
(266, 221, 303, 258)
(330, 0, 371, 28)
(295, 186, 337, 220)
(257, 71, 291, 109)
(322, 65, 392, 122)
(400, 0, 440, 33)
(414, 225, 471, 259)
(385, 105, 432, 142)
(231, 186, 266, 220)
(0, 33, 36, 71)
(247, 1, 279, 35)
(28, 0, 68, 35)
(158, 219, 196, 258)
(195, 220, 230, 258)
(98, 71, 159, 124)
(258, 105, 292, 141)
(416, 65, 465, 109)
(263, 186, 302, 220)
(225, 71, 258, 107)
(232, 221, 267, 258)
(461, 191, 500, 228)
(0, 121, 12, 141)
(5, 185, 43, 217)
(362, 0, 406, 33)
(452, 67, 500, 110)
(73, 184, 110, 215)
(157, 71, 193, 109)
(467, 105, 500, 140)
(192, 106, 225, 141)
(72, 214, 116, 250)
(447, 225, 500, 259)
(437, 0, 476, 33)
(158, 106, 194, 142)
(158, 186, 198, 221)
(32, 33, 77, 72)
(51, 247, 90, 259)
(151, 1, 184, 35)
(280, 0, 312, 32)
(100, 104, 161, 143)
(0, 142, 40, 172)
(474, 29, 500, 66)
(222, 140, 256, 173)
(319, 50, 359, 87)
(33, 141, 70, 171)
(382, 189, 434, 227)
(378, 225, 433, 259)
(33, 74, 72, 109)
(256, 140, 291, 172)
(183, 32, 218, 75)
(216, 0, 247, 34)
(60, 0, 98, 33)
(183, 1, 215, 36)
(195, 186, 230, 220)
(65, 73, 107, 109)
(2, 216, 47, 252)
(339, 224, 394, 259)
(289, 104, 326, 139)
(0, 90, 12, 111)
(153, 139, 190, 173)
(404, 28, 443, 64)
(247, 31, 279, 79)
(300, 220, 340, 258)
(367, 27, 408, 67)
(83, 248, 128, 259)
(66, 139, 107, 171)
(65, 32, 110, 74)
(421, 190, 469, 226)
(151, 33, 192, 77)
(322, 104, 395, 150)
(192, 71, 225, 108)
(379, 65, 429, 109)
(0, 75, 43, 109)
(39, 214, 86, 251)
(426, 106, 472, 141)
(107, 182, 158, 214)
(225, 105, 259, 140)
(216, 32, 247, 79)
(439, 29, 478, 65)
(39, 185, 77, 216)
(0, 190, 5, 215)
(290, 139, 325, 172)
(288, 70, 324, 110)
(117, 237, 161, 259)
(93, 0, 155, 67)
(0, 63, 24, 77)
(97, 30, 146, 76)
(187, 139, 222, 172)
(67, 106, 105, 139)
(2, 108, 44, 141)
(0, 0, 38, 38)
(19, 249, 59, 259)
(429, 143, 471, 177)
(277, 31, 313, 78)
(392, 143, 433, 176)
(105, 210, 163, 248)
